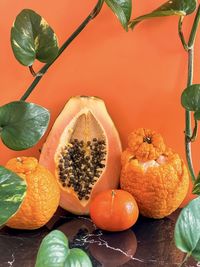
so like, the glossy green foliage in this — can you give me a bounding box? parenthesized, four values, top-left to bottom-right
(181, 84, 200, 111)
(181, 84, 200, 121)
(0, 166, 27, 226)
(0, 101, 50, 150)
(11, 9, 59, 66)
(35, 230, 93, 267)
(194, 110, 200, 120)
(174, 197, 200, 261)
(129, 0, 197, 29)
(192, 173, 200, 195)
(105, 0, 132, 30)
(65, 248, 93, 267)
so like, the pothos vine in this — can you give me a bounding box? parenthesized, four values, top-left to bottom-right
(129, 1, 200, 265)
(0, 0, 200, 266)
(20, 0, 105, 101)
(0, 0, 131, 230)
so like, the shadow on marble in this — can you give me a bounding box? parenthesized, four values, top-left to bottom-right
(0, 208, 199, 267)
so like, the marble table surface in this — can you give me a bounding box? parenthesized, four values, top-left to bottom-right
(0, 208, 199, 267)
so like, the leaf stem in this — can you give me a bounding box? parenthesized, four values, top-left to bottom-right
(20, 0, 104, 101)
(190, 119, 198, 142)
(178, 253, 190, 267)
(188, 5, 200, 48)
(29, 66, 43, 77)
(29, 66, 37, 77)
(178, 16, 189, 51)
(184, 5, 200, 183)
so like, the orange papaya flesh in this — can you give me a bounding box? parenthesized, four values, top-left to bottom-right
(39, 96, 122, 215)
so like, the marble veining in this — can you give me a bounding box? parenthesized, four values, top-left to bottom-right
(76, 231, 144, 263)
(7, 254, 15, 267)
(0, 208, 198, 267)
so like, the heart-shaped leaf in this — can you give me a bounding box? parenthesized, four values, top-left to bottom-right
(0, 166, 27, 227)
(11, 9, 59, 66)
(105, 0, 132, 30)
(129, 0, 197, 30)
(65, 248, 93, 266)
(35, 230, 92, 267)
(0, 101, 50, 151)
(174, 196, 200, 261)
(35, 230, 69, 267)
(192, 173, 200, 195)
(181, 84, 200, 112)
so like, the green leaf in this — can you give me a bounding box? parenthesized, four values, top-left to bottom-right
(191, 239, 200, 261)
(0, 166, 27, 226)
(181, 84, 200, 112)
(129, 0, 197, 30)
(11, 9, 59, 66)
(174, 197, 200, 261)
(35, 230, 69, 267)
(105, 0, 132, 30)
(0, 101, 50, 151)
(65, 248, 92, 267)
(192, 173, 200, 195)
(35, 230, 92, 267)
(194, 110, 200, 120)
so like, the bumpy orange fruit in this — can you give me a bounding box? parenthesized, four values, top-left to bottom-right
(5, 157, 60, 230)
(120, 128, 189, 219)
(127, 128, 166, 162)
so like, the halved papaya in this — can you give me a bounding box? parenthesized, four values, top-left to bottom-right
(39, 96, 122, 215)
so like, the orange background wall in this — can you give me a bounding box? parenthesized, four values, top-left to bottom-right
(1, 0, 200, 202)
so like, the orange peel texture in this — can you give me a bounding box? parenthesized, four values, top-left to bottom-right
(5, 157, 60, 230)
(120, 129, 189, 219)
(128, 128, 166, 162)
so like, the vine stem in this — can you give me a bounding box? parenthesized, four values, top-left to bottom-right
(190, 118, 198, 142)
(29, 66, 37, 77)
(178, 253, 191, 267)
(183, 4, 200, 183)
(20, 0, 104, 101)
(178, 16, 189, 51)
(185, 48, 196, 183)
